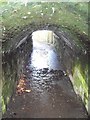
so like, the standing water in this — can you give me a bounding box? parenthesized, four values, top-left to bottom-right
(3, 30, 88, 118)
(29, 40, 62, 70)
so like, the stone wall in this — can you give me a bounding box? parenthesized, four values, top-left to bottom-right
(2, 33, 33, 114)
(54, 30, 88, 112)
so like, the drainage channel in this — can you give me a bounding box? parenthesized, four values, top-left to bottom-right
(3, 41, 88, 118)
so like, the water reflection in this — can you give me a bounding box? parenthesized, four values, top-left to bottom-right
(30, 41, 61, 70)
(30, 42, 48, 69)
(30, 30, 62, 70)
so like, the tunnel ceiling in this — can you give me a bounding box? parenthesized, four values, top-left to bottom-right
(3, 24, 78, 53)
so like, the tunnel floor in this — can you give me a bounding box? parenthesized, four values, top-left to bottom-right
(3, 42, 88, 118)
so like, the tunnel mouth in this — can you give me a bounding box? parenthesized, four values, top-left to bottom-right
(24, 30, 66, 82)
(2, 25, 88, 118)
(3, 29, 88, 118)
(30, 30, 63, 70)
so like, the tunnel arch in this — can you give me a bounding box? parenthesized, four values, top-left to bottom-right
(2, 23, 88, 115)
(13, 23, 79, 73)
(4, 23, 77, 53)
(5, 24, 76, 79)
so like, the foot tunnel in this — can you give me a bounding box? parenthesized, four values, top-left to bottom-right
(1, 2, 89, 119)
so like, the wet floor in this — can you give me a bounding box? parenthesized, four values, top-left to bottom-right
(3, 41, 88, 118)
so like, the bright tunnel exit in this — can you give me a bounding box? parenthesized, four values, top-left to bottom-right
(29, 30, 62, 70)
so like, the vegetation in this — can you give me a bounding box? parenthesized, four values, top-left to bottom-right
(1, 2, 88, 38)
(73, 61, 88, 110)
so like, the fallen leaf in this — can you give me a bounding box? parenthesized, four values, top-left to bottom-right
(25, 90, 31, 93)
(16, 74, 31, 95)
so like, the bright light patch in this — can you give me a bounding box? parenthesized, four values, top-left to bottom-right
(30, 30, 61, 70)
(32, 30, 54, 43)
(31, 49, 49, 69)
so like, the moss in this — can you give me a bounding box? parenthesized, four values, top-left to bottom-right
(1, 96, 6, 114)
(1, 2, 88, 53)
(72, 63, 88, 110)
(2, 80, 13, 113)
(1, 2, 88, 35)
(2, 61, 17, 114)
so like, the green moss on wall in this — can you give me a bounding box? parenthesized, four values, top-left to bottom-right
(1, 96, 6, 114)
(2, 73, 16, 114)
(72, 63, 88, 110)
(2, 58, 17, 114)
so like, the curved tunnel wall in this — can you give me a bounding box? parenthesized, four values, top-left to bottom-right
(2, 24, 88, 115)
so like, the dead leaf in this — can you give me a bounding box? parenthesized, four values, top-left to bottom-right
(25, 90, 31, 93)
(16, 74, 31, 95)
